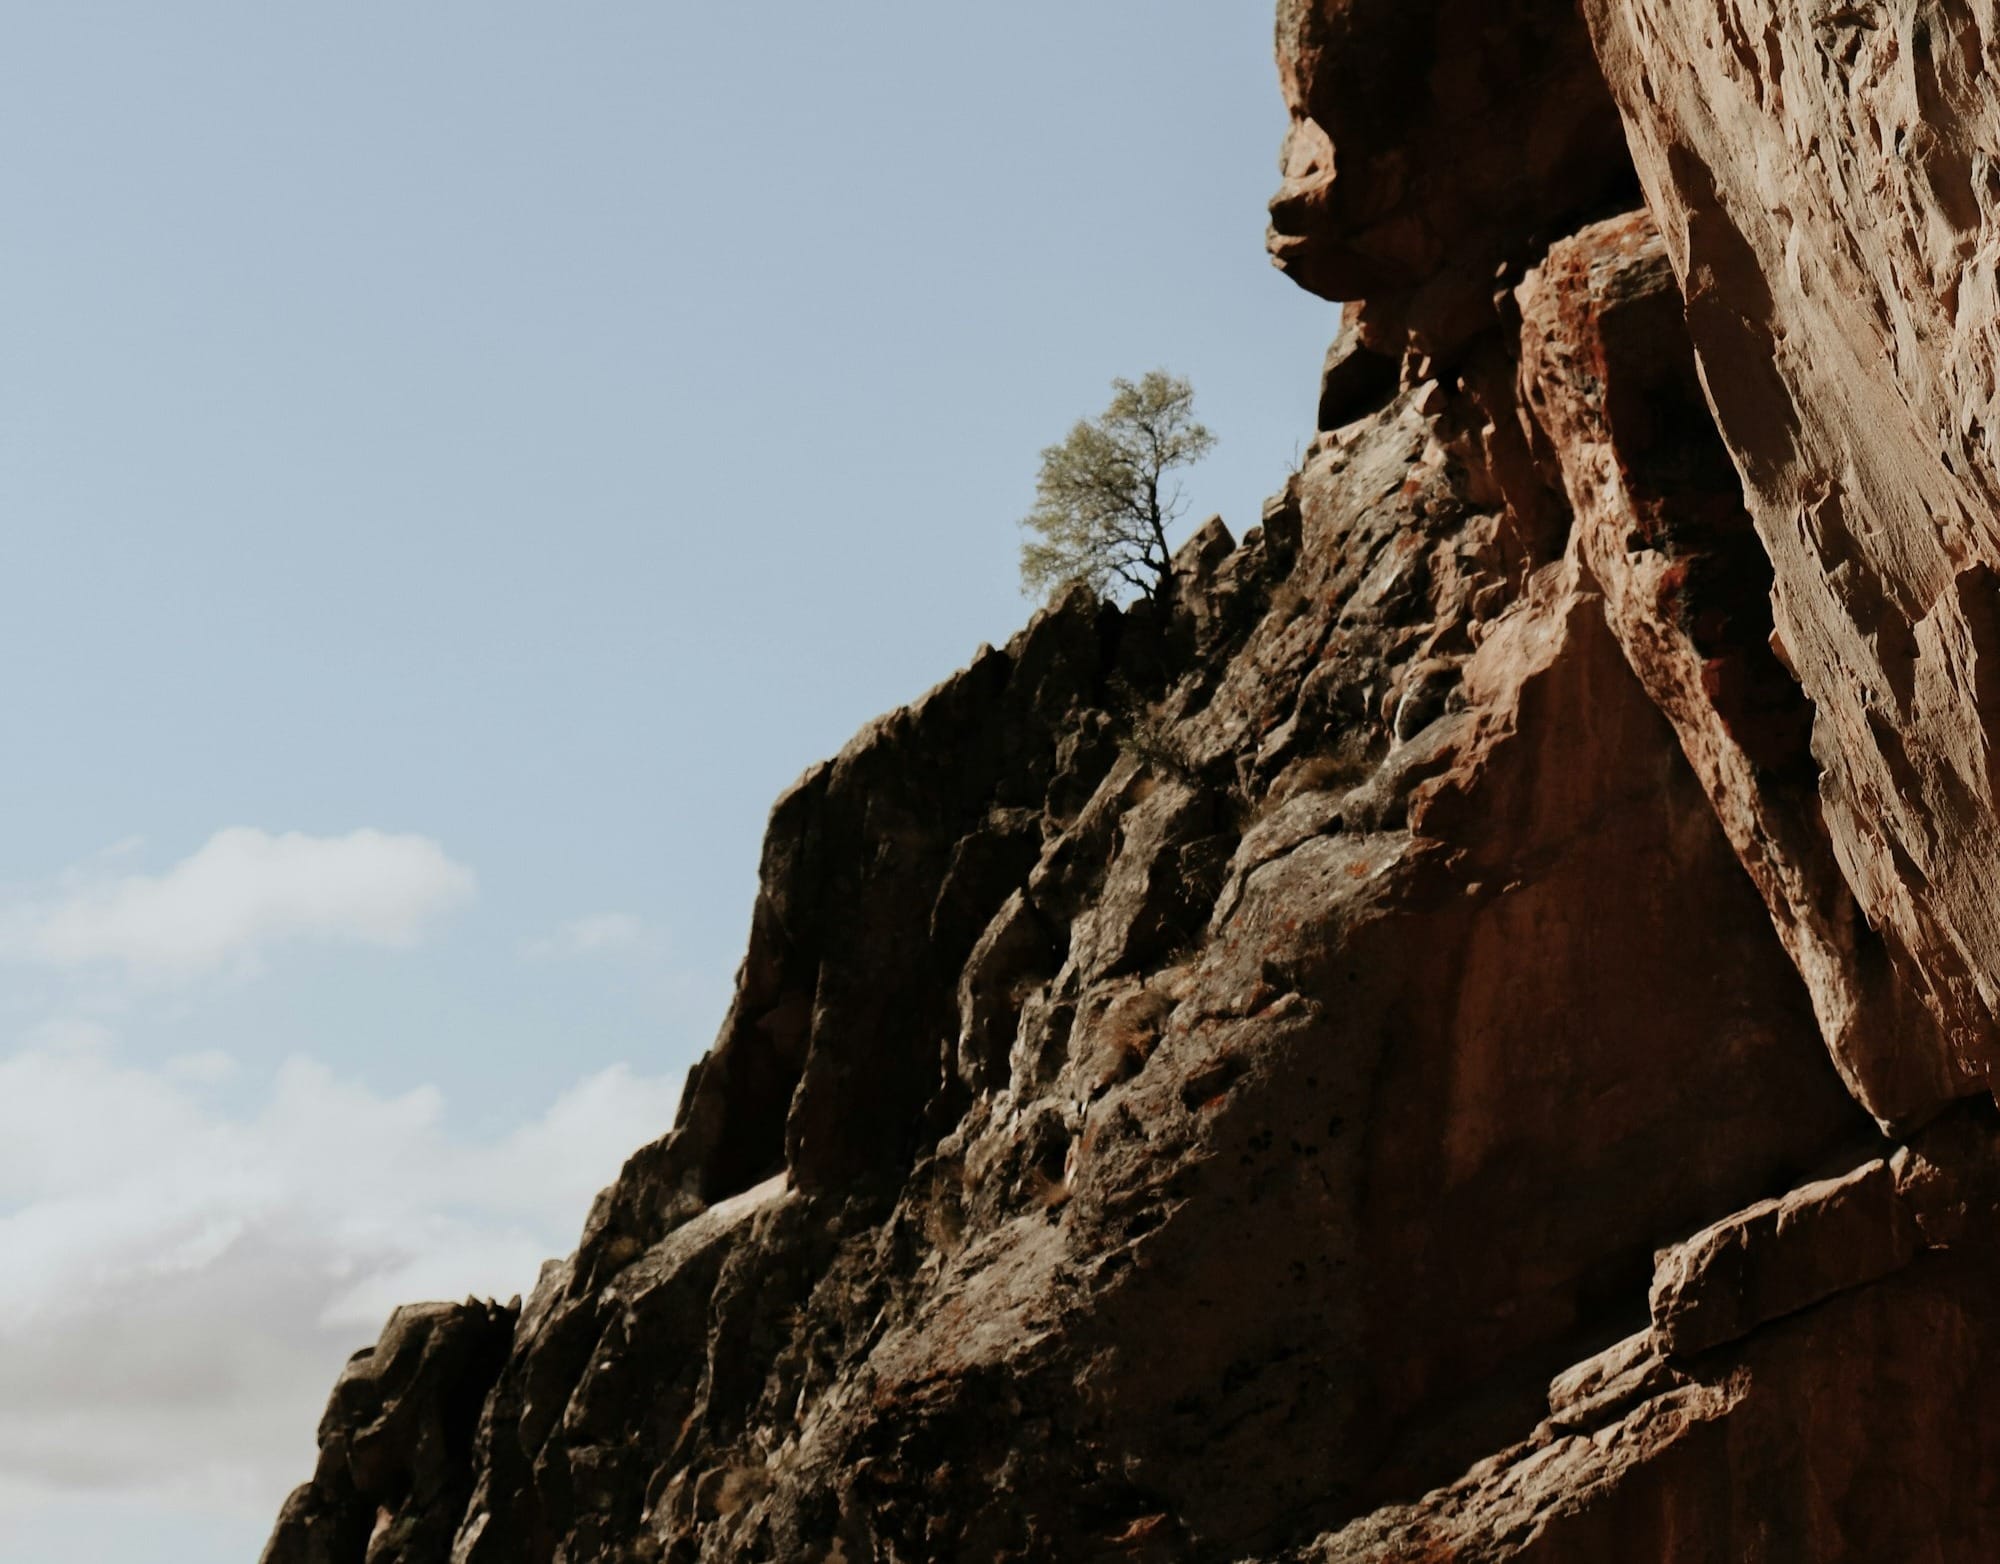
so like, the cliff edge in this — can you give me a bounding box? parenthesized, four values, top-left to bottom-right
(265, 3, 2000, 1559)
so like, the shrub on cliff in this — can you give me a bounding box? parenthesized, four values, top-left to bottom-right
(1019, 371, 1215, 603)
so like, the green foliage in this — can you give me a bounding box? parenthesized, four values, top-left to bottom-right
(1019, 371, 1216, 603)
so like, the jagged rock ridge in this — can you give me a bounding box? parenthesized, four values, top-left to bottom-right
(265, 3, 2000, 1560)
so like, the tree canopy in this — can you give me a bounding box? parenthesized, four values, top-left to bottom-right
(1019, 371, 1216, 602)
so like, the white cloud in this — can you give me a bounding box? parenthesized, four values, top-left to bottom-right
(0, 1040, 685, 1538)
(522, 911, 651, 959)
(162, 1049, 237, 1086)
(1, 828, 476, 979)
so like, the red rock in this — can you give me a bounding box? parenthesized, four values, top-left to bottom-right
(1579, 0, 2000, 1096)
(1648, 1159, 1918, 1358)
(1515, 207, 1959, 1128)
(1545, 1328, 1683, 1434)
(263, 5, 2000, 1560)
(1269, 0, 1638, 377)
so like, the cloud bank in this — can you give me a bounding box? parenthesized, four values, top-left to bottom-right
(3, 828, 476, 979)
(0, 1038, 682, 1539)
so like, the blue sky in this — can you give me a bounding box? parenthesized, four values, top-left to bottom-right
(0, 3, 1331, 1557)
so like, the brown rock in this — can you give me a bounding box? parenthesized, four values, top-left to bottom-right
(1544, 1329, 1683, 1433)
(1300, 1250, 2000, 1563)
(1891, 1099, 2000, 1251)
(1649, 1160, 1918, 1358)
(1515, 206, 1957, 1127)
(1578, 0, 2000, 1099)
(1269, 0, 1638, 380)
(1316, 307, 1401, 431)
(262, 6, 2000, 1561)
(264, 364, 1878, 1560)
(955, 888, 1058, 1092)
(261, 1299, 515, 1564)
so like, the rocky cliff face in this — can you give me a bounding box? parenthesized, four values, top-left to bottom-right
(266, 4, 2000, 1560)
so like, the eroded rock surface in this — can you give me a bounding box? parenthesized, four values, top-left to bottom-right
(265, 1300, 515, 1564)
(1578, 0, 2000, 1102)
(1293, 1106, 2000, 1563)
(1516, 208, 1957, 1126)
(265, 2, 2000, 1560)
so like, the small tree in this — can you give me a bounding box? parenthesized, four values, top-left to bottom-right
(1019, 371, 1216, 602)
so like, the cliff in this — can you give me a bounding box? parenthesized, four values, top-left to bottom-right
(264, 4, 2000, 1560)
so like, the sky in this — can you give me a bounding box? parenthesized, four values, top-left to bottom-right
(0, 4, 1332, 1558)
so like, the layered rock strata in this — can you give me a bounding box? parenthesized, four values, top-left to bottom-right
(264, 2, 2000, 1560)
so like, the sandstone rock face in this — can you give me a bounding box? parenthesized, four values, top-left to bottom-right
(1577, 0, 2000, 1104)
(264, 3, 2000, 1560)
(1299, 1250, 2000, 1563)
(1646, 1157, 1917, 1357)
(1514, 208, 1956, 1126)
(1269, 0, 1636, 344)
(1296, 1109, 2000, 1563)
(266, 377, 1875, 1561)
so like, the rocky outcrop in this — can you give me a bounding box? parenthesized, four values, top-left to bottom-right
(1269, 0, 1638, 361)
(264, 1299, 515, 1564)
(1645, 1157, 1917, 1357)
(1577, 0, 2000, 1105)
(269, 368, 1883, 1560)
(1295, 1107, 2000, 1562)
(1514, 207, 1956, 1127)
(278, 380, 1872, 1564)
(265, 2, 2000, 1560)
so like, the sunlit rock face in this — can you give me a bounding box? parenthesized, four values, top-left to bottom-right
(1578, 0, 2000, 1108)
(1268, 0, 1639, 375)
(265, 5, 2000, 1562)
(1513, 208, 1958, 1130)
